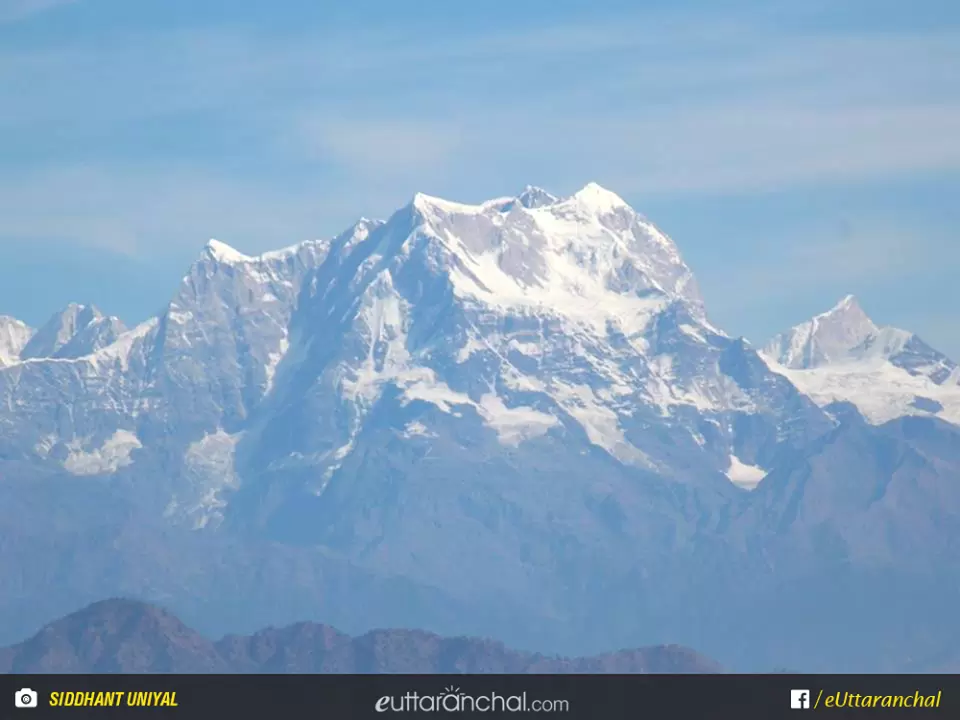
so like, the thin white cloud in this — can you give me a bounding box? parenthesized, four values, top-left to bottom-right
(699, 220, 960, 317)
(691, 220, 960, 359)
(781, 227, 956, 288)
(291, 118, 463, 180)
(2, 6, 956, 357)
(279, 99, 960, 202)
(271, 24, 960, 196)
(1, 12, 959, 253)
(0, 0, 74, 23)
(606, 103, 960, 195)
(0, 164, 404, 255)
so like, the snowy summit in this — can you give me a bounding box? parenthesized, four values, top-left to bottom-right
(763, 296, 960, 425)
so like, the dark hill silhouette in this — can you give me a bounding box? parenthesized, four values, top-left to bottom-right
(0, 599, 722, 674)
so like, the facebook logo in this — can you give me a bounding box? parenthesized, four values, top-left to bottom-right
(791, 690, 811, 709)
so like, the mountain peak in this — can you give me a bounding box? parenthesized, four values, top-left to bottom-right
(822, 294, 867, 319)
(410, 183, 631, 218)
(521, 184, 548, 194)
(0, 598, 229, 673)
(762, 295, 881, 370)
(515, 185, 559, 209)
(813, 294, 878, 340)
(204, 239, 251, 264)
(19, 303, 124, 361)
(567, 182, 630, 214)
(763, 296, 960, 423)
(410, 191, 481, 217)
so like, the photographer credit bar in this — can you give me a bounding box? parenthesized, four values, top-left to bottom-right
(4, 674, 956, 718)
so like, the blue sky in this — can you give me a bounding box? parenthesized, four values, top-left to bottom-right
(1, 0, 958, 357)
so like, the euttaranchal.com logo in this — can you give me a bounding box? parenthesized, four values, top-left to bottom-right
(375, 686, 569, 713)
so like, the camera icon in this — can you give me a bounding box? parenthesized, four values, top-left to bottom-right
(15, 688, 38, 708)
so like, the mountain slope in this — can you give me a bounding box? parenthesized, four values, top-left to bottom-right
(762, 296, 960, 425)
(0, 599, 721, 674)
(0, 183, 956, 673)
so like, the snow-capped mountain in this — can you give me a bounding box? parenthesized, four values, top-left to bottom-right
(1, 183, 811, 520)
(21, 303, 127, 360)
(762, 295, 960, 425)
(0, 315, 32, 366)
(0, 183, 957, 673)
(0, 304, 126, 366)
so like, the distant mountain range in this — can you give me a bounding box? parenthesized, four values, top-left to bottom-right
(762, 294, 960, 425)
(0, 183, 957, 673)
(0, 599, 721, 674)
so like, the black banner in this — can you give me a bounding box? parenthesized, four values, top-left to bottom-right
(1, 674, 955, 718)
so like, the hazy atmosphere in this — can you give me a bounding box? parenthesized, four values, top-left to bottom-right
(2, 0, 960, 686)
(1, 0, 958, 356)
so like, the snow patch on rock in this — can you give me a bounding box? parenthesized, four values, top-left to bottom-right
(63, 429, 142, 476)
(725, 454, 766, 490)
